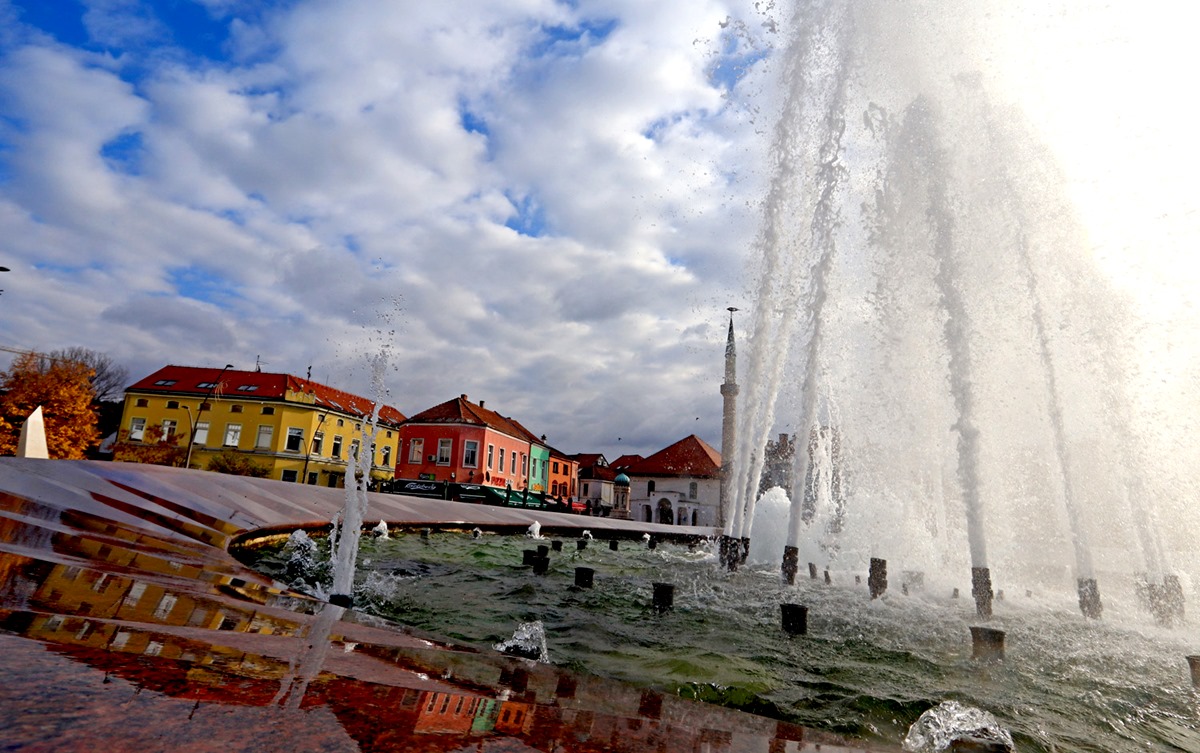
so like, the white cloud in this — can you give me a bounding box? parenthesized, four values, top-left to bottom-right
(0, 0, 770, 457)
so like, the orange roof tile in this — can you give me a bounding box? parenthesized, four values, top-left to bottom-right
(403, 394, 532, 443)
(623, 435, 721, 478)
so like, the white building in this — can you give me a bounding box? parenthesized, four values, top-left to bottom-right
(624, 435, 722, 526)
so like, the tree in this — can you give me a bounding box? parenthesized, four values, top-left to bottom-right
(206, 449, 270, 477)
(0, 352, 99, 458)
(46, 347, 129, 402)
(112, 424, 186, 467)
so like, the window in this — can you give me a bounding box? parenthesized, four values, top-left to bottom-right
(286, 427, 304, 452)
(281, 469, 298, 482)
(127, 582, 147, 605)
(236, 384, 259, 392)
(689, 481, 698, 499)
(409, 438, 423, 463)
(166, 400, 179, 409)
(350, 439, 360, 459)
(311, 432, 324, 455)
(336, 418, 344, 427)
(223, 423, 242, 447)
(522, 454, 528, 476)
(551, 481, 559, 495)
(231, 405, 243, 413)
(255, 425, 273, 449)
(332, 435, 343, 458)
(128, 417, 146, 441)
(511, 453, 517, 474)
(553, 461, 560, 473)
(386, 430, 392, 438)
(381, 445, 391, 466)
(193, 421, 209, 445)
(647, 480, 656, 494)
(135, 398, 148, 407)
(153, 594, 177, 619)
(583, 482, 590, 495)
(307, 472, 318, 485)
(463, 440, 479, 468)
(261, 406, 275, 415)
(487, 444, 494, 469)
(161, 419, 177, 440)
(438, 438, 452, 465)
(196, 382, 216, 389)
(498, 447, 505, 471)
(153, 379, 177, 386)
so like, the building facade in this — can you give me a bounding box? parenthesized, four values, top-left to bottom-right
(396, 394, 537, 493)
(115, 365, 405, 486)
(547, 447, 578, 500)
(575, 453, 615, 512)
(623, 434, 722, 526)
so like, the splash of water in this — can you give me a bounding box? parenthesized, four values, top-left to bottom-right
(494, 620, 548, 662)
(731, 0, 1192, 613)
(329, 351, 389, 599)
(903, 701, 1014, 753)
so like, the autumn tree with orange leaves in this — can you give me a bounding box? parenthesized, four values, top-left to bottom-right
(0, 352, 99, 458)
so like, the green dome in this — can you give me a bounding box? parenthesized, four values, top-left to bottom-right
(614, 473, 630, 486)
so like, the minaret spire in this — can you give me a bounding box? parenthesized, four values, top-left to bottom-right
(719, 307, 740, 537)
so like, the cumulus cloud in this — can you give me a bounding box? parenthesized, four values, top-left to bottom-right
(0, 0, 776, 456)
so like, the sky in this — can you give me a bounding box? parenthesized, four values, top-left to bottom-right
(0, 0, 778, 458)
(0, 0, 1195, 463)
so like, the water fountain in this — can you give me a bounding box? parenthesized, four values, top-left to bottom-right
(726, 0, 1197, 622)
(328, 352, 389, 606)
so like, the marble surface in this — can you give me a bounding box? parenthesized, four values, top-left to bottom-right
(0, 458, 890, 752)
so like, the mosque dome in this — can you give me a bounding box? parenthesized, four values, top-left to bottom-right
(614, 473, 630, 486)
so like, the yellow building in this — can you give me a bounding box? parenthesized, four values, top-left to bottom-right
(115, 365, 405, 487)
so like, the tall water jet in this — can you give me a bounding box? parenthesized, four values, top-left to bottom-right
(727, 0, 857, 565)
(732, 1, 1194, 618)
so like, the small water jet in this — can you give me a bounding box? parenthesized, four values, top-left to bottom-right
(328, 351, 389, 605)
(903, 701, 1015, 753)
(494, 620, 548, 662)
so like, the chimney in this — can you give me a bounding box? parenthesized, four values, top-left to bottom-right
(479, 400, 485, 408)
(460, 394, 468, 402)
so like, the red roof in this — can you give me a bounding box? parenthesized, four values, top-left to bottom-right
(622, 435, 721, 478)
(126, 365, 406, 426)
(572, 453, 607, 468)
(403, 394, 532, 443)
(610, 454, 643, 470)
(579, 464, 618, 482)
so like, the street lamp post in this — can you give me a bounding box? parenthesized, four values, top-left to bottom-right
(181, 405, 194, 467)
(300, 410, 329, 484)
(185, 364, 233, 470)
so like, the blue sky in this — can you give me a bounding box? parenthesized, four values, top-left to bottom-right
(0, 0, 777, 456)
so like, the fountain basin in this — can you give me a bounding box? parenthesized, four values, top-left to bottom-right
(0, 458, 881, 752)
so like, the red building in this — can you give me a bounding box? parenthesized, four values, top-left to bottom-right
(395, 394, 534, 491)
